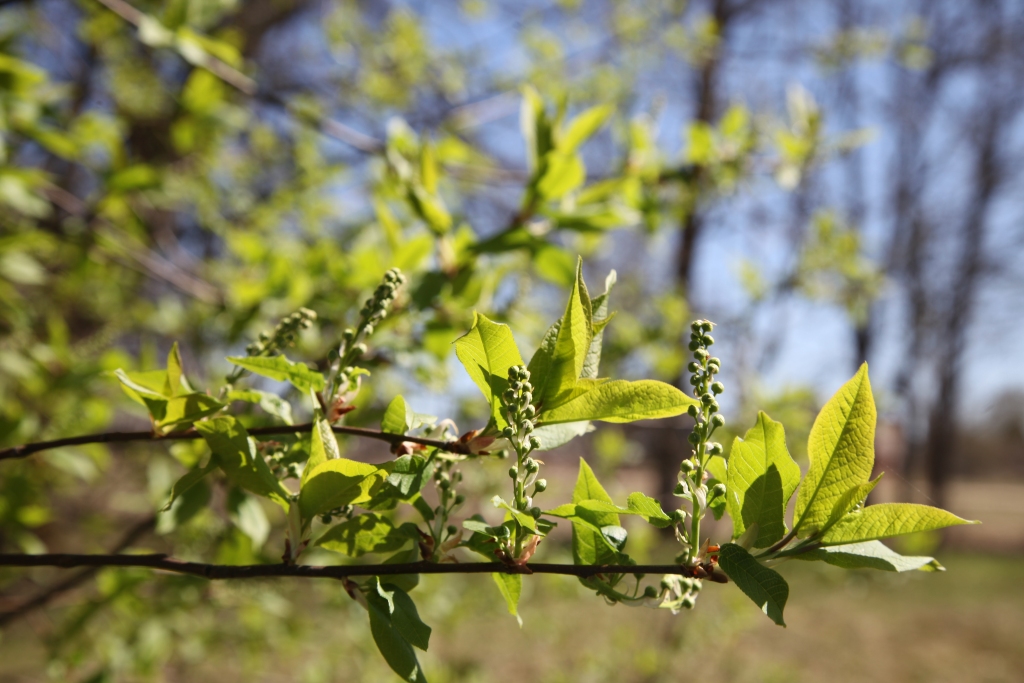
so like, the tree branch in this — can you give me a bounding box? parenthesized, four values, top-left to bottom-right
(0, 516, 157, 628)
(0, 423, 474, 462)
(0, 553, 698, 583)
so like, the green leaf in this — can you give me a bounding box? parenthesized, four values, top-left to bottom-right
(537, 152, 585, 199)
(492, 496, 537, 531)
(156, 477, 210, 534)
(166, 342, 184, 396)
(226, 389, 294, 424)
(315, 514, 414, 557)
(194, 417, 290, 510)
(726, 412, 802, 548)
(492, 573, 523, 627)
(386, 454, 435, 499)
(559, 104, 614, 153)
(625, 492, 673, 528)
(528, 259, 592, 409)
(530, 421, 592, 450)
(581, 270, 616, 380)
(820, 503, 978, 545)
(794, 363, 876, 537)
(366, 580, 430, 682)
(161, 458, 216, 511)
(717, 543, 789, 627)
(569, 459, 624, 566)
(382, 395, 412, 435)
(299, 458, 385, 522)
(226, 354, 326, 393)
(793, 540, 943, 572)
(228, 488, 270, 549)
(454, 313, 524, 428)
(820, 476, 882, 535)
(158, 393, 225, 433)
(300, 414, 341, 489)
(520, 84, 552, 172)
(540, 379, 697, 424)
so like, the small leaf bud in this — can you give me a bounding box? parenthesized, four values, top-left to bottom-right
(711, 381, 725, 395)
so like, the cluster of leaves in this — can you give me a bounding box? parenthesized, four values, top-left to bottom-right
(84, 262, 975, 681)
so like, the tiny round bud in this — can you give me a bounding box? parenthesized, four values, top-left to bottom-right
(702, 334, 715, 346)
(708, 442, 723, 456)
(533, 479, 547, 493)
(510, 381, 522, 392)
(687, 361, 701, 373)
(701, 321, 713, 332)
(691, 321, 703, 333)
(680, 460, 696, 474)
(711, 382, 725, 395)
(529, 507, 542, 519)
(711, 483, 727, 497)
(525, 458, 538, 473)
(353, 343, 367, 357)
(709, 357, 721, 367)
(709, 400, 719, 413)
(710, 414, 725, 429)
(701, 393, 714, 406)
(521, 392, 532, 406)
(643, 586, 659, 599)
(520, 368, 530, 381)
(673, 482, 688, 496)
(688, 431, 700, 445)
(439, 478, 450, 490)
(502, 426, 515, 439)
(529, 436, 541, 450)
(660, 577, 672, 590)
(523, 405, 536, 419)
(688, 340, 700, 351)
(671, 509, 687, 524)
(454, 495, 466, 505)
(521, 421, 534, 434)
(681, 596, 696, 609)
(689, 375, 701, 387)
(694, 348, 708, 360)
(446, 525, 458, 536)
(508, 466, 518, 479)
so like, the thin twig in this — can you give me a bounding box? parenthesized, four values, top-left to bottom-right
(0, 516, 156, 628)
(0, 423, 473, 462)
(0, 554, 698, 583)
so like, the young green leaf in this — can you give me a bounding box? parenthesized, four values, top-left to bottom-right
(492, 573, 523, 627)
(299, 459, 385, 522)
(528, 259, 592, 408)
(158, 393, 225, 433)
(382, 395, 412, 435)
(727, 412, 801, 548)
(530, 421, 593, 450)
(625, 492, 673, 528)
(315, 514, 414, 557)
(161, 458, 217, 511)
(569, 459, 623, 566)
(717, 543, 789, 627)
(792, 540, 943, 572)
(157, 478, 210, 534)
(227, 388, 294, 424)
(540, 379, 697, 424)
(537, 152, 585, 200)
(226, 354, 326, 393)
(820, 503, 978, 545)
(301, 414, 341, 488)
(581, 270, 616, 380)
(194, 417, 290, 509)
(454, 312, 524, 427)
(228, 489, 270, 549)
(559, 104, 614, 153)
(820, 476, 881, 535)
(366, 581, 430, 683)
(386, 454, 435, 499)
(166, 342, 184, 396)
(794, 363, 876, 537)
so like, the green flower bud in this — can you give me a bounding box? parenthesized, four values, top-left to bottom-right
(521, 421, 534, 434)
(528, 436, 541, 451)
(688, 340, 701, 351)
(701, 393, 714, 406)
(510, 381, 522, 392)
(687, 361, 701, 373)
(711, 483, 727, 497)
(521, 391, 532, 406)
(694, 348, 708, 360)
(671, 509, 687, 523)
(439, 478, 451, 490)
(702, 334, 714, 346)
(690, 321, 703, 333)
(520, 368, 531, 381)
(687, 404, 700, 418)
(353, 343, 367, 357)
(687, 431, 700, 445)
(643, 586, 659, 599)
(502, 426, 515, 439)
(711, 381, 725, 395)
(508, 466, 518, 479)
(708, 442, 724, 456)
(701, 321, 713, 332)
(446, 525, 458, 536)
(709, 356, 721, 367)
(523, 405, 536, 419)
(709, 400, 719, 413)
(454, 495, 466, 505)
(533, 479, 547, 493)
(673, 482, 688, 496)
(525, 458, 539, 472)
(680, 459, 696, 473)
(681, 596, 696, 609)
(710, 414, 725, 428)
(530, 507, 542, 519)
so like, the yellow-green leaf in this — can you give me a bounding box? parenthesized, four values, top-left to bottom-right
(821, 503, 978, 545)
(299, 458, 385, 522)
(718, 543, 789, 627)
(540, 379, 697, 425)
(794, 363, 875, 537)
(195, 417, 289, 510)
(454, 313, 524, 428)
(227, 354, 326, 393)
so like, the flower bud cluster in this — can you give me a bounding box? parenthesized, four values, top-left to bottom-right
(657, 574, 702, 614)
(501, 365, 544, 516)
(356, 268, 406, 338)
(676, 320, 727, 563)
(430, 459, 466, 559)
(243, 307, 318, 357)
